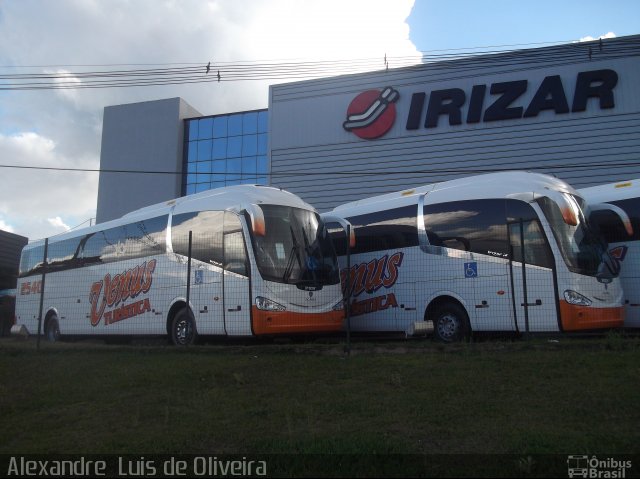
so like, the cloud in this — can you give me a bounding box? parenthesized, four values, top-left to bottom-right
(0, 219, 15, 233)
(0, 0, 419, 240)
(579, 32, 616, 42)
(47, 216, 71, 232)
(0, 132, 97, 240)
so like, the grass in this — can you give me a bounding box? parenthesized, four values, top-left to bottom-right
(0, 335, 639, 476)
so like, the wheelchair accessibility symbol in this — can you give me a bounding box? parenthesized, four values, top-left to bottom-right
(464, 262, 477, 278)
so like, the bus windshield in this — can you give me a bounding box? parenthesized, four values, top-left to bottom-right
(249, 205, 340, 286)
(537, 194, 619, 278)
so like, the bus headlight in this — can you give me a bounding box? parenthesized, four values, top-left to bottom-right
(255, 296, 286, 311)
(332, 300, 345, 311)
(564, 290, 592, 306)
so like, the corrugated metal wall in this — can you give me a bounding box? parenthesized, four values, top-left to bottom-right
(269, 35, 640, 211)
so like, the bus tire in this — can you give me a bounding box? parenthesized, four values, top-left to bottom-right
(432, 303, 469, 343)
(45, 315, 61, 342)
(170, 308, 198, 346)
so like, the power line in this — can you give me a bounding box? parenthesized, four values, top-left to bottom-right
(0, 39, 578, 69)
(2, 159, 640, 177)
(0, 36, 636, 91)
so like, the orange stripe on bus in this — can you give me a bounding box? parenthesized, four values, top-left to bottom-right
(559, 301, 624, 331)
(251, 307, 343, 335)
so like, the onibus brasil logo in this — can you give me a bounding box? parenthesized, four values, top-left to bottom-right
(343, 86, 399, 139)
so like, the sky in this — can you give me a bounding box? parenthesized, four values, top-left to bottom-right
(0, 0, 637, 241)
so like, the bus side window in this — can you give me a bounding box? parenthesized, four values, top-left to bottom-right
(47, 238, 82, 273)
(506, 199, 554, 269)
(346, 205, 418, 255)
(19, 245, 45, 277)
(81, 215, 168, 265)
(172, 211, 224, 266)
(423, 199, 509, 257)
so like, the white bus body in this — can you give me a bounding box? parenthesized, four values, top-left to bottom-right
(322, 172, 625, 341)
(580, 179, 640, 327)
(16, 185, 344, 344)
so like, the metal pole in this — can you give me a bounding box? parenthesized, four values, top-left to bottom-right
(36, 238, 48, 350)
(345, 224, 351, 355)
(519, 218, 530, 336)
(186, 231, 192, 310)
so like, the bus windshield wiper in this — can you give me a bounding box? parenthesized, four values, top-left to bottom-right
(282, 225, 302, 283)
(301, 225, 318, 283)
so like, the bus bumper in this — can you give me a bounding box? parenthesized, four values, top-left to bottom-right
(251, 308, 344, 335)
(560, 301, 625, 331)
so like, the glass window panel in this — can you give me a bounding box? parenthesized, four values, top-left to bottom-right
(212, 138, 227, 160)
(187, 141, 197, 162)
(186, 184, 196, 195)
(242, 156, 257, 175)
(243, 112, 258, 134)
(258, 110, 268, 133)
(198, 117, 213, 139)
(257, 155, 268, 174)
(212, 181, 226, 189)
(197, 139, 212, 161)
(228, 115, 242, 136)
(187, 173, 197, 184)
(195, 183, 210, 193)
(187, 120, 198, 141)
(227, 158, 241, 174)
(227, 136, 242, 158)
(187, 161, 197, 174)
(213, 116, 228, 138)
(242, 134, 258, 156)
(212, 160, 226, 174)
(241, 176, 257, 184)
(423, 199, 508, 257)
(346, 206, 419, 255)
(197, 173, 211, 184)
(196, 161, 212, 173)
(256, 176, 268, 185)
(257, 133, 268, 155)
(226, 178, 242, 186)
(172, 211, 224, 265)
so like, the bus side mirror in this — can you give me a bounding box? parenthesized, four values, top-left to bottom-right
(542, 191, 578, 226)
(322, 214, 356, 248)
(246, 204, 266, 237)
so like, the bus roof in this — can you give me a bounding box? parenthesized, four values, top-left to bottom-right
(579, 179, 640, 203)
(28, 185, 313, 248)
(330, 171, 577, 217)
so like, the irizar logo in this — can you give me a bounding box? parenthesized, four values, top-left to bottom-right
(343, 87, 399, 140)
(342, 69, 618, 141)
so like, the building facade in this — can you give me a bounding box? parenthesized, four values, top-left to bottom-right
(96, 35, 640, 222)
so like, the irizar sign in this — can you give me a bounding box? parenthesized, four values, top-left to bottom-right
(404, 69, 618, 130)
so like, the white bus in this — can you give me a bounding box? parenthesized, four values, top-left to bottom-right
(15, 185, 344, 345)
(580, 179, 640, 327)
(322, 172, 627, 341)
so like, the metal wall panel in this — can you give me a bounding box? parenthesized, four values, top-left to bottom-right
(269, 36, 640, 211)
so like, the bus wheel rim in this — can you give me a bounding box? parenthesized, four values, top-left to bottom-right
(438, 313, 459, 339)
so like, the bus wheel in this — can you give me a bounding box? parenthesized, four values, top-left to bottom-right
(45, 315, 61, 342)
(432, 303, 469, 342)
(170, 308, 198, 346)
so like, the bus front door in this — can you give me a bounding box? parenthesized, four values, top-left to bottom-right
(223, 212, 252, 336)
(509, 221, 558, 332)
